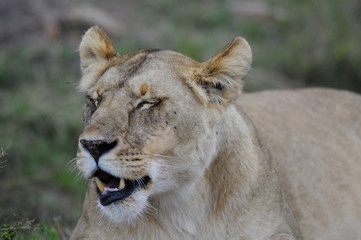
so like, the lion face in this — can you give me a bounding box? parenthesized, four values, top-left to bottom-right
(76, 26, 251, 223)
(77, 56, 217, 222)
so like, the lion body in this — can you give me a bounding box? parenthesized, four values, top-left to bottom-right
(71, 26, 361, 240)
(238, 88, 361, 239)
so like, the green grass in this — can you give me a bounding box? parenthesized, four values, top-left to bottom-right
(0, 44, 86, 238)
(260, 0, 361, 91)
(0, 215, 63, 240)
(133, 0, 361, 92)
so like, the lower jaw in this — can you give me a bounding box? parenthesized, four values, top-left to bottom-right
(97, 191, 151, 224)
(96, 180, 151, 206)
(97, 188, 137, 206)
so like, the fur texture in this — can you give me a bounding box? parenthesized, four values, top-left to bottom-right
(71, 26, 361, 240)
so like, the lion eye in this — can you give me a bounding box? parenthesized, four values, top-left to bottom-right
(87, 95, 102, 108)
(136, 98, 161, 110)
(94, 98, 101, 107)
(84, 95, 102, 122)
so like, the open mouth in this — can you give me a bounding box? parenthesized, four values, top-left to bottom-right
(94, 170, 151, 206)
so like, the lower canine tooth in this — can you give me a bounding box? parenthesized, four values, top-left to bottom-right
(119, 178, 125, 190)
(95, 178, 106, 192)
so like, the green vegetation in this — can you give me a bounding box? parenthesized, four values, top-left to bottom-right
(262, 0, 361, 91)
(140, 0, 361, 92)
(0, 214, 63, 240)
(0, 45, 86, 239)
(1, 0, 360, 238)
(1, 215, 35, 240)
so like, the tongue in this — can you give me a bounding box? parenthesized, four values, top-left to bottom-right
(99, 186, 136, 206)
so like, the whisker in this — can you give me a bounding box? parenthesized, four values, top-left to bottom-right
(73, 171, 87, 184)
(138, 177, 147, 188)
(67, 165, 78, 175)
(66, 157, 79, 174)
(144, 202, 157, 215)
(141, 202, 156, 220)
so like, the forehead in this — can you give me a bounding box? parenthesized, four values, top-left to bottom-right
(94, 50, 195, 94)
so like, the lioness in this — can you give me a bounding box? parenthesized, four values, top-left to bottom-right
(71, 26, 361, 240)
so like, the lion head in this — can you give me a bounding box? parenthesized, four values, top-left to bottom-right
(76, 26, 251, 223)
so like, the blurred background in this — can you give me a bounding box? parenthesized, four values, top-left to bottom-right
(1, 0, 360, 238)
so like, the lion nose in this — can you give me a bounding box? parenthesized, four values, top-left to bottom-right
(80, 139, 118, 163)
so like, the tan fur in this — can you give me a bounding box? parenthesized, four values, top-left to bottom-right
(238, 89, 361, 240)
(140, 83, 149, 96)
(71, 26, 361, 240)
(78, 26, 120, 91)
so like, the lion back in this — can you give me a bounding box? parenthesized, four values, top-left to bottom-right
(237, 88, 361, 240)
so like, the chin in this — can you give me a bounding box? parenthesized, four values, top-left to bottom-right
(97, 189, 151, 224)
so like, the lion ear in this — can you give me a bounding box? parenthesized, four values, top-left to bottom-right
(78, 26, 119, 91)
(188, 37, 252, 105)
